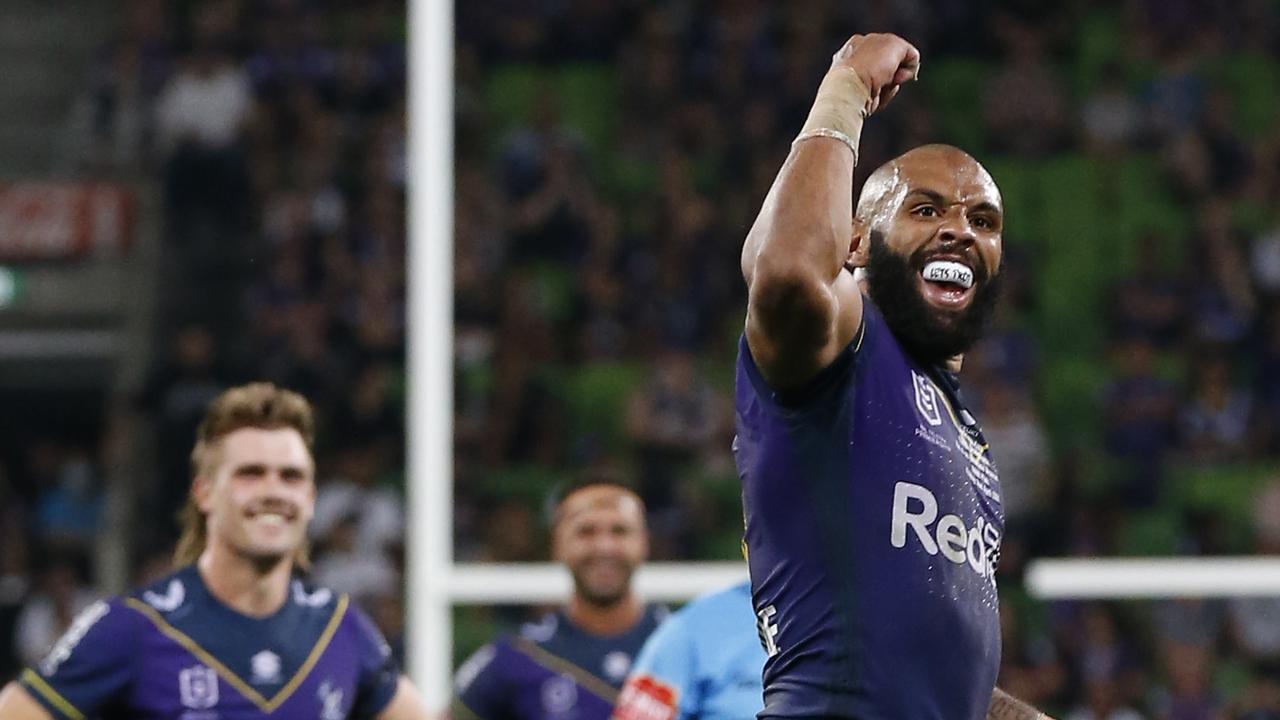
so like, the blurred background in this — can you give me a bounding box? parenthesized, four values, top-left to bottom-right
(4, 0, 1280, 717)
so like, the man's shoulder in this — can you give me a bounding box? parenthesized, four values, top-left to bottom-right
(674, 581, 751, 625)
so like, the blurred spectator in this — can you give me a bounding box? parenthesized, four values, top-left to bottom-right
(1065, 678, 1145, 720)
(1081, 67, 1144, 154)
(311, 443, 404, 560)
(982, 379, 1053, 524)
(1233, 663, 1280, 720)
(1177, 354, 1257, 464)
(137, 324, 227, 546)
(1103, 336, 1180, 505)
(311, 512, 398, 606)
(1109, 232, 1188, 349)
(1186, 202, 1256, 347)
(32, 451, 103, 558)
(1149, 642, 1224, 720)
(13, 559, 96, 669)
(999, 603, 1065, 712)
(1226, 480, 1280, 664)
(984, 19, 1069, 156)
(626, 350, 724, 511)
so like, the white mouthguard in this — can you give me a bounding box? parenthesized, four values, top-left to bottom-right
(921, 260, 974, 289)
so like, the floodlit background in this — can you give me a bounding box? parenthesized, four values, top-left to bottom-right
(5, 0, 1280, 716)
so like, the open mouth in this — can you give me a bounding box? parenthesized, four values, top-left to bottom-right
(918, 258, 977, 309)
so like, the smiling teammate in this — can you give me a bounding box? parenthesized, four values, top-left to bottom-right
(735, 33, 1052, 719)
(0, 383, 428, 719)
(452, 479, 666, 719)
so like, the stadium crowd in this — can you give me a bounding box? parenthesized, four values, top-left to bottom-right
(2, 0, 1280, 717)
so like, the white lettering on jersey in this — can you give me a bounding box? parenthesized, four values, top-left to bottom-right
(39, 600, 110, 676)
(890, 482, 1000, 581)
(756, 605, 780, 658)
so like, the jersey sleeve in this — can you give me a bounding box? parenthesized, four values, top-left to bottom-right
(346, 603, 401, 718)
(452, 642, 509, 720)
(613, 612, 695, 720)
(17, 599, 135, 719)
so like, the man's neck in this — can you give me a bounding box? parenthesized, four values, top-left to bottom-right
(565, 593, 644, 637)
(196, 546, 293, 618)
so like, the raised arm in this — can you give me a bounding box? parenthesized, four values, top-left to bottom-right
(742, 33, 919, 390)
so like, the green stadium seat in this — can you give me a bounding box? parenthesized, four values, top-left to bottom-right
(1070, 10, 1127, 99)
(983, 158, 1039, 247)
(1168, 463, 1278, 532)
(1118, 507, 1184, 556)
(484, 64, 550, 136)
(480, 464, 567, 505)
(1036, 155, 1107, 354)
(554, 63, 619, 161)
(922, 59, 991, 154)
(562, 362, 647, 452)
(1038, 356, 1109, 450)
(1204, 54, 1280, 139)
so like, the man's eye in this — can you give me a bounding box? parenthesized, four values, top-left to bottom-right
(914, 206, 937, 217)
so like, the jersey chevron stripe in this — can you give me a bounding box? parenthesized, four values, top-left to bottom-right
(124, 594, 349, 711)
(21, 669, 87, 720)
(511, 637, 620, 702)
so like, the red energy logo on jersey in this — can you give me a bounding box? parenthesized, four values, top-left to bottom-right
(612, 674, 678, 720)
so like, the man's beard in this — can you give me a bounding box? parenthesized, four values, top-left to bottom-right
(863, 230, 1002, 366)
(571, 562, 631, 608)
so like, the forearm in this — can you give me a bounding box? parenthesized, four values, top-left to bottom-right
(987, 687, 1051, 720)
(741, 67, 870, 288)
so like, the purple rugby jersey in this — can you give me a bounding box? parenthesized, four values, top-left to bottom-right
(735, 300, 1005, 719)
(452, 606, 665, 720)
(19, 565, 399, 719)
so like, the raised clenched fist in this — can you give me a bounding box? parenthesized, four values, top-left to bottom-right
(831, 33, 921, 116)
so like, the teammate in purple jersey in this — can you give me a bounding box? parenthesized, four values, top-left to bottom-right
(451, 480, 665, 720)
(737, 32, 1054, 720)
(0, 383, 428, 720)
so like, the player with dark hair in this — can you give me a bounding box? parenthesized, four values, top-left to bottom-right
(451, 478, 666, 719)
(736, 33, 1053, 719)
(0, 382, 428, 719)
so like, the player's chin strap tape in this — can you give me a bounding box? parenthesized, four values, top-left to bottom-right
(792, 67, 871, 164)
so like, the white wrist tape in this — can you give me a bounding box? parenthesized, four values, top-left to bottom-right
(794, 67, 872, 164)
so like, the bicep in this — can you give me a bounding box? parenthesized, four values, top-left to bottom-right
(0, 683, 57, 720)
(746, 269, 862, 391)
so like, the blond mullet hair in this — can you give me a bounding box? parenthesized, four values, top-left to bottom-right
(173, 382, 317, 569)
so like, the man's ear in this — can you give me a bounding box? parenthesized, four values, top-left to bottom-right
(848, 217, 871, 269)
(193, 475, 213, 513)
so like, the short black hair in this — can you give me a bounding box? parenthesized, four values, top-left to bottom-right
(543, 469, 641, 528)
